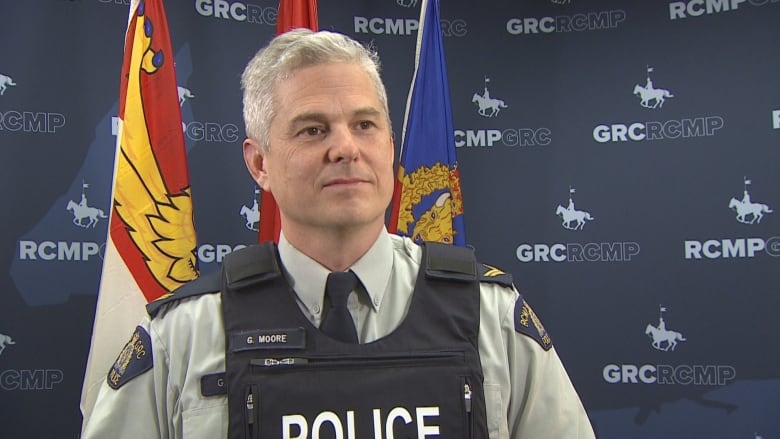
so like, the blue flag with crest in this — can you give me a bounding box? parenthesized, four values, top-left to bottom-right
(389, 0, 466, 246)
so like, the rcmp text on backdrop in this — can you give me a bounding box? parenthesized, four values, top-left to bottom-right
(455, 128, 551, 148)
(603, 364, 736, 385)
(354, 16, 467, 37)
(17, 240, 245, 264)
(1, 369, 64, 391)
(0, 336, 65, 391)
(195, 0, 277, 25)
(506, 10, 626, 35)
(0, 111, 66, 134)
(669, 0, 779, 20)
(516, 242, 640, 263)
(684, 237, 780, 259)
(18, 241, 101, 262)
(111, 117, 240, 143)
(593, 116, 724, 143)
(198, 244, 246, 264)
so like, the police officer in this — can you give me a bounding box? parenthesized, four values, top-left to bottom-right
(82, 29, 596, 439)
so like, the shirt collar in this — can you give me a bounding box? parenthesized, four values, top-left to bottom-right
(277, 229, 393, 313)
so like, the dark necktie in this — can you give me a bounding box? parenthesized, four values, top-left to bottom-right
(320, 271, 359, 343)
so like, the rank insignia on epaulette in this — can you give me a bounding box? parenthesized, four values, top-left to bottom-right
(514, 299, 553, 351)
(479, 264, 514, 288)
(107, 326, 153, 389)
(482, 264, 505, 277)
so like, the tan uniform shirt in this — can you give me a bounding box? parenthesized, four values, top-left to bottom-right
(83, 231, 595, 438)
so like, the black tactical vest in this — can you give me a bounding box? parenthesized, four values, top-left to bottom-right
(220, 241, 489, 439)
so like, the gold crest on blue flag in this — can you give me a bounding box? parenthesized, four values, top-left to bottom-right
(389, 0, 466, 246)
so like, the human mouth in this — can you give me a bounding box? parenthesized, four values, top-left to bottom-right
(324, 178, 365, 187)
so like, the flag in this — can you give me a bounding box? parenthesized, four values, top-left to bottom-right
(388, 0, 466, 246)
(80, 0, 198, 425)
(276, 0, 318, 34)
(258, 0, 319, 243)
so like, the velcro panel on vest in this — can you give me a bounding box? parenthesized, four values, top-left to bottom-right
(222, 244, 281, 291)
(423, 242, 477, 282)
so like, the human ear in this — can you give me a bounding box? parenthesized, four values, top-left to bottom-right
(243, 139, 271, 191)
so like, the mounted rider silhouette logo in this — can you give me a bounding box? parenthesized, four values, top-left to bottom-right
(472, 76, 508, 118)
(633, 66, 674, 109)
(729, 178, 773, 224)
(555, 186, 594, 231)
(645, 305, 686, 352)
(67, 181, 107, 229)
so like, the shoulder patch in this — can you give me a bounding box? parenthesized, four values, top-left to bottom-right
(478, 264, 514, 288)
(107, 326, 153, 389)
(514, 299, 553, 351)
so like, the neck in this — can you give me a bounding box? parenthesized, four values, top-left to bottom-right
(282, 222, 384, 272)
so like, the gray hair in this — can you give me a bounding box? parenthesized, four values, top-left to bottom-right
(241, 29, 391, 149)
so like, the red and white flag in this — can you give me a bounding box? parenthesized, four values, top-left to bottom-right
(80, 0, 198, 424)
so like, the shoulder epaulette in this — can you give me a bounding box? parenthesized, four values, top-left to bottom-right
(478, 264, 514, 288)
(146, 270, 221, 318)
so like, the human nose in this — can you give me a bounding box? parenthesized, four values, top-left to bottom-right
(327, 125, 359, 163)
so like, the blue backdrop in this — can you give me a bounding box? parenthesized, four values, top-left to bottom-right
(1, 0, 778, 437)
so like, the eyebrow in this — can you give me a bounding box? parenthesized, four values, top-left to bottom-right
(288, 106, 384, 128)
(351, 107, 383, 119)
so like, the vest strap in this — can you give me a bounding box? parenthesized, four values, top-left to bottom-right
(222, 243, 281, 291)
(423, 242, 477, 281)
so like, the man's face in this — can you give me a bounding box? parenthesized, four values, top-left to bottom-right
(245, 62, 395, 235)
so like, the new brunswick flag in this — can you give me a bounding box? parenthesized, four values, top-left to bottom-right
(388, 0, 466, 246)
(80, 0, 198, 424)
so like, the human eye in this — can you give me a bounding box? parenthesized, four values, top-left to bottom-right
(298, 126, 325, 137)
(357, 120, 376, 130)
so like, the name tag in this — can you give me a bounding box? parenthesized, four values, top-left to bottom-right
(200, 372, 226, 396)
(230, 327, 306, 352)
